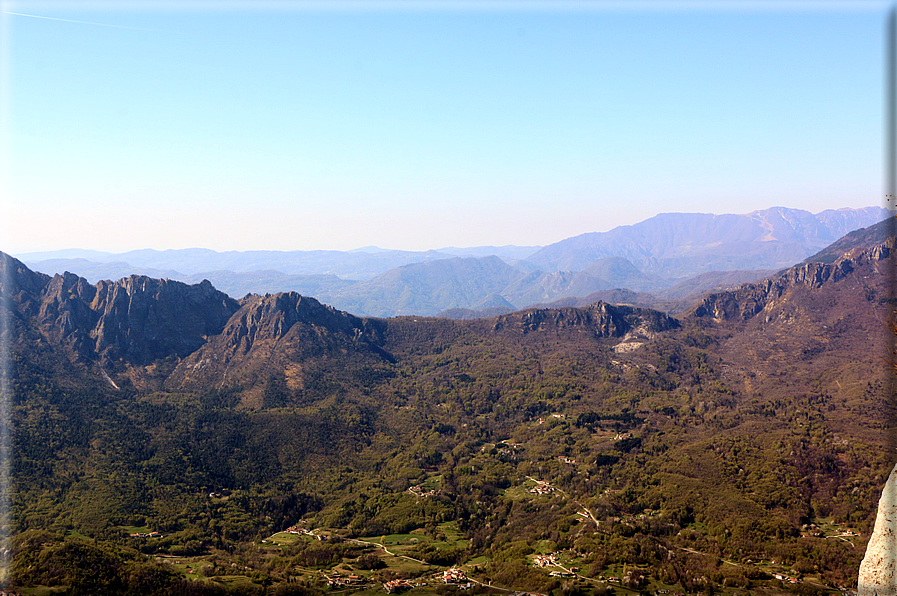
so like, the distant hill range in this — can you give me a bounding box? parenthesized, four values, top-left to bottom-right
(16, 206, 891, 317)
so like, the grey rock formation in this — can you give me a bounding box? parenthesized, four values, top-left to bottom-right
(1, 252, 241, 367)
(859, 463, 897, 596)
(690, 235, 893, 323)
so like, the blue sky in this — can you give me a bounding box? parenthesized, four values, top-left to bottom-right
(0, 1, 889, 253)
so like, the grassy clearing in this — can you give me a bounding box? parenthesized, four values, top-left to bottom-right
(20, 587, 68, 595)
(532, 540, 558, 555)
(264, 531, 304, 546)
(359, 533, 428, 546)
(209, 575, 262, 589)
(154, 554, 216, 578)
(419, 473, 443, 489)
(375, 550, 433, 575)
(502, 482, 537, 501)
(436, 521, 463, 542)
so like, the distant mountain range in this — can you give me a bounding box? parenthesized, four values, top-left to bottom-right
(16, 206, 891, 317)
(525, 206, 890, 275)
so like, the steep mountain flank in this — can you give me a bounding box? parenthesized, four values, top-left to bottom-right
(167, 292, 390, 406)
(85, 275, 239, 366)
(804, 217, 894, 265)
(687, 236, 895, 444)
(2, 251, 53, 318)
(690, 237, 892, 323)
(1, 252, 240, 374)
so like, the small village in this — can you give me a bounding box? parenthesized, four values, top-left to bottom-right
(128, 530, 163, 538)
(406, 484, 442, 498)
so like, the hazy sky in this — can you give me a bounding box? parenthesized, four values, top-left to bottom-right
(0, 1, 889, 253)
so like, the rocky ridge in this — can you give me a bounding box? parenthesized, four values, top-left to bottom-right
(166, 291, 389, 401)
(2, 253, 240, 369)
(689, 235, 893, 323)
(490, 301, 678, 338)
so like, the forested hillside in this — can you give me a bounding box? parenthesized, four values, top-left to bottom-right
(1, 223, 894, 595)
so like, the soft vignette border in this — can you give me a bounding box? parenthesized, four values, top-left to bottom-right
(0, 0, 893, 592)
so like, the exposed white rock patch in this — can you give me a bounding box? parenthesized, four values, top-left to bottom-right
(612, 324, 656, 353)
(613, 341, 645, 353)
(99, 368, 119, 390)
(858, 462, 897, 596)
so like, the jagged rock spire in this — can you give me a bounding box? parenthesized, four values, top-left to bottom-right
(859, 463, 897, 595)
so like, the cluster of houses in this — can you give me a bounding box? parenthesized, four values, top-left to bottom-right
(532, 552, 582, 576)
(383, 578, 413, 593)
(325, 574, 364, 588)
(772, 573, 800, 584)
(443, 567, 467, 583)
(530, 481, 555, 495)
(557, 456, 576, 464)
(613, 432, 632, 441)
(129, 530, 162, 538)
(803, 524, 857, 539)
(407, 484, 442, 498)
(497, 441, 524, 458)
(536, 414, 567, 424)
(283, 524, 324, 540)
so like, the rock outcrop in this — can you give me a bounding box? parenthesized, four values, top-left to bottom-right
(165, 291, 390, 401)
(490, 301, 679, 337)
(689, 236, 893, 323)
(858, 463, 897, 596)
(1, 252, 241, 367)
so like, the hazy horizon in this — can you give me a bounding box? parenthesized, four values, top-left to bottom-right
(9, 203, 888, 259)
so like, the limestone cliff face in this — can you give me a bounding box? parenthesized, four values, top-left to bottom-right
(490, 301, 679, 337)
(690, 237, 893, 323)
(1, 252, 240, 367)
(85, 275, 240, 365)
(858, 463, 897, 596)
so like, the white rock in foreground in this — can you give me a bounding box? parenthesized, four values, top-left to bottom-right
(859, 462, 897, 596)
